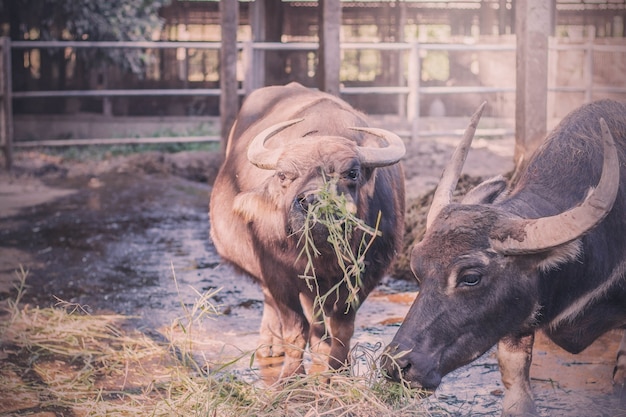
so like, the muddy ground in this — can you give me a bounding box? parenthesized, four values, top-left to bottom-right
(1, 135, 625, 416)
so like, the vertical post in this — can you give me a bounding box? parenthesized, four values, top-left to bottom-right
(480, 0, 496, 35)
(1, 37, 13, 171)
(264, 0, 284, 86)
(318, 0, 341, 96)
(515, 0, 551, 167)
(396, 0, 407, 118)
(498, 0, 508, 35)
(584, 36, 594, 103)
(220, 0, 239, 154)
(242, 40, 253, 96)
(249, 0, 266, 92)
(408, 42, 421, 141)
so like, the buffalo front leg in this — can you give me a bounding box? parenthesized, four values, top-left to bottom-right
(327, 312, 356, 371)
(263, 288, 309, 379)
(275, 305, 309, 379)
(497, 332, 538, 417)
(300, 294, 332, 373)
(256, 289, 287, 385)
(257, 288, 285, 358)
(258, 282, 309, 380)
(613, 329, 626, 405)
(613, 330, 626, 385)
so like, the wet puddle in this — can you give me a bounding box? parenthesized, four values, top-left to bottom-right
(1, 171, 625, 416)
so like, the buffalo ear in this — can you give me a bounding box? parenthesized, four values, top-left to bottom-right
(461, 175, 508, 205)
(233, 191, 267, 222)
(233, 190, 286, 239)
(536, 239, 583, 272)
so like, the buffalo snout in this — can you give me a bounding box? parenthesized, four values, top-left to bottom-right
(294, 193, 317, 212)
(380, 342, 442, 390)
(288, 193, 325, 239)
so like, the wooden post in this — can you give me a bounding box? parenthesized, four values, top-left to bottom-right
(1, 37, 13, 171)
(584, 36, 594, 104)
(408, 42, 421, 141)
(249, 0, 266, 93)
(515, 0, 551, 167)
(318, 0, 341, 96)
(264, 0, 285, 87)
(396, 0, 407, 118)
(220, 0, 239, 154)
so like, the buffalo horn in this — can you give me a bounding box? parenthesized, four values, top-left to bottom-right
(491, 118, 619, 255)
(426, 101, 487, 229)
(350, 127, 406, 168)
(247, 118, 305, 170)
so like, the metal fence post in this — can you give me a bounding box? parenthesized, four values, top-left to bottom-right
(1, 36, 13, 171)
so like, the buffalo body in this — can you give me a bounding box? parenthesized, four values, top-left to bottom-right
(210, 82, 405, 378)
(383, 99, 626, 416)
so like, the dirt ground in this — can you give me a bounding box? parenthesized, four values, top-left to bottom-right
(1, 135, 626, 416)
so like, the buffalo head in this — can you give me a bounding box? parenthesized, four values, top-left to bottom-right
(233, 118, 405, 249)
(381, 103, 619, 392)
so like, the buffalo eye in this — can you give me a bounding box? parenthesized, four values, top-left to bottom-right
(276, 171, 286, 182)
(458, 272, 482, 288)
(346, 168, 360, 181)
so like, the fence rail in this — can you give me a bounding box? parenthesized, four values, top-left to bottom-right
(11, 89, 230, 99)
(2, 37, 626, 170)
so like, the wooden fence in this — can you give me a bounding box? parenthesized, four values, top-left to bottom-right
(1, 37, 13, 170)
(1, 37, 625, 170)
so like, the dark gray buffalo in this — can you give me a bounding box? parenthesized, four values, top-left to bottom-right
(382, 99, 626, 416)
(210, 82, 405, 379)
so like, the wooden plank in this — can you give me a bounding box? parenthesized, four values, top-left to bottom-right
(13, 136, 219, 148)
(248, 0, 266, 93)
(220, 0, 240, 153)
(12, 88, 226, 98)
(318, 0, 341, 95)
(1, 36, 13, 170)
(11, 40, 222, 49)
(515, 0, 551, 167)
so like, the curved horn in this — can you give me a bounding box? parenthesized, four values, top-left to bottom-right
(426, 101, 487, 229)
(349, 127, 406, 167)
(491, 118, 620, 255)
(247, 118, 305, 170)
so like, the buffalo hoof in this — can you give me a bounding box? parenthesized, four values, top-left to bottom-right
(614, 349, 626, 386)
(257, 331, 287, 358)
(501, 392, 538, 417)
(256, 354, 284, 386)
(614, 364, 626, 386)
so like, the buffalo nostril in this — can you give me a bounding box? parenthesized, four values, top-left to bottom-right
(297, 196, 307, 210)
(381, 343, 421, 385)
(400, 362, 412, 377)
(380, 348, 409, 381)
(295, 194, 315, 211)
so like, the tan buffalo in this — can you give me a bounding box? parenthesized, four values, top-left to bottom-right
(210, 82, 405, 379)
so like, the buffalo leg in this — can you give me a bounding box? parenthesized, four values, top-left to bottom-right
(255, 289, 287, 385)
(257, 288, 285, 358)
(497, 332, 538, 417)
(613, 330, 626, 385)
(276, 307, 308, 378)
(261, 289, 309, 379)
(327, 312, 356, 370)
(614, 330, 626, 406)
(300, 294, 332, 373)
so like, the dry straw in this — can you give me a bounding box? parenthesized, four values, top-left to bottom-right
(297, 175, 382, 318)
(0, 264, 440, 416)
